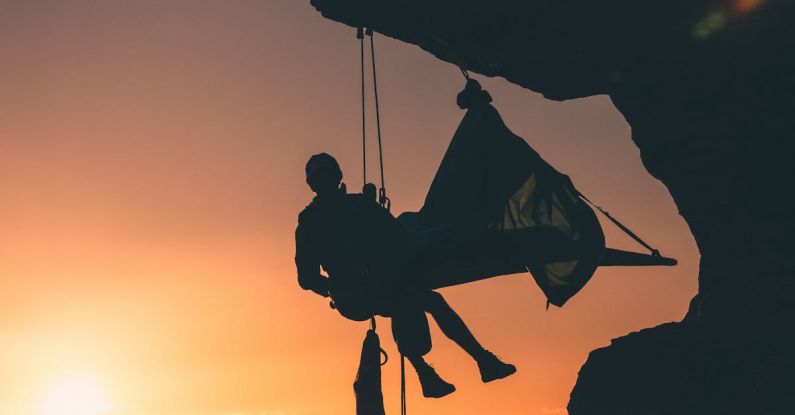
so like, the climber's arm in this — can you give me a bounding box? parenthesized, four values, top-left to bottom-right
(295, 219, 329, 298)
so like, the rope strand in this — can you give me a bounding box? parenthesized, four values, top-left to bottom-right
(359, 27, 401, 414)
(357, 27, 367, 186)
(368, 31, 389, 209)
(400, 355, 407, 415)
(459, 66, 470, 80)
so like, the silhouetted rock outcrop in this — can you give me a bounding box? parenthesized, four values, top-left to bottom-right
(312, 0, 795, 413)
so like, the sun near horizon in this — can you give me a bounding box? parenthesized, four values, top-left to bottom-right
(38, 374, 112, 415)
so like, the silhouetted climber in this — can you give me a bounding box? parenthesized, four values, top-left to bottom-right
(296, 78, 677, 403)
(296, 152, 516, 398)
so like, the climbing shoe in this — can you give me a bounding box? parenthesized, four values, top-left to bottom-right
(476, 350, 516, 383)
(416, 365, 456, 398)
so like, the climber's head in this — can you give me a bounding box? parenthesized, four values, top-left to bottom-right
(305, 153, 343, 195)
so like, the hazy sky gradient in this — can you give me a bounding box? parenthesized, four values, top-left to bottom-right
(1, 1, 698, 414)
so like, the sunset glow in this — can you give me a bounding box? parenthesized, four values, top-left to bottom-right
(0, 1, 699, 414)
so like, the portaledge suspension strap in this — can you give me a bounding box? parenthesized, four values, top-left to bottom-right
(578, 192, 661, 257)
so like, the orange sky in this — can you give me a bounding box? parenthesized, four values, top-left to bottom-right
(0, 2, 699, 414)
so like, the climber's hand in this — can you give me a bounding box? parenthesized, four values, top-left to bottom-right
(312, 278, 330, 298)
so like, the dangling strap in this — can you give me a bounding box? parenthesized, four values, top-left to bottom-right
(578, 192, 661, 257)
(370, 314, 405, 414)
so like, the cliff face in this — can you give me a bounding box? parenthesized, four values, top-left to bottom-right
(311, 0, 795, 413)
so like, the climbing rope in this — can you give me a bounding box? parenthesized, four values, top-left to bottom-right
(368, 30, 390, 210)
(369, 28, 404, 415)
(400, 356, 407, 415)
(459, 66, 470, 80)
(357, 27, 367, 186)
(357, 27, 404, 414)
(357, 28, 390, 210)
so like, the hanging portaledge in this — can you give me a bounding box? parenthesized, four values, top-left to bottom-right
(398, 80, 677, 307)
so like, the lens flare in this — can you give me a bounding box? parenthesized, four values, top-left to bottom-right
(735, 0, 764, 13)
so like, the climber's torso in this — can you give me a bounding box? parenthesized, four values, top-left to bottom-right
(298, 190, 416, 320)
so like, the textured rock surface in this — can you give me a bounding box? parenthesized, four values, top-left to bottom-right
(311, 1, 795, 413)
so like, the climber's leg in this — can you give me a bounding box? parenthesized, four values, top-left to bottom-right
(405, 354, 456, 398)
(421, 290, 517, 383)
(420, 290, 483, 357)
(390, 303, 456, 399)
